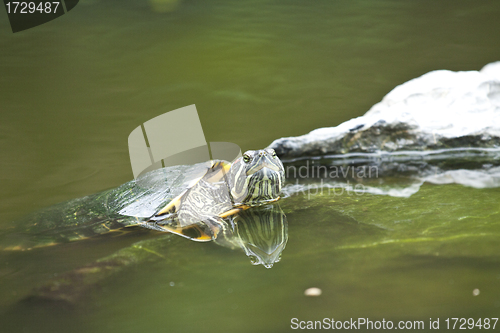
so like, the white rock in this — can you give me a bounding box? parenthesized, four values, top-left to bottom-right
(270, 62, 500, 158)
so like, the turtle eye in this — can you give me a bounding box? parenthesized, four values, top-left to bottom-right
(243, 154, 251, 163)
(272, 151, 277, 158)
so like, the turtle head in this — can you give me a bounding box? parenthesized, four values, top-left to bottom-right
(228, 149, 285, 206)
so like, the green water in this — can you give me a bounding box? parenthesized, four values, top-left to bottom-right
(1, 0, 500, 332)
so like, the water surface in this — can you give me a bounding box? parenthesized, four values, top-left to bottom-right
(1, 0, 500, 332)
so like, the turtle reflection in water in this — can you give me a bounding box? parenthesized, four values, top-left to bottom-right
(4, 149, 287, 268)
(185, 204, 288, 268)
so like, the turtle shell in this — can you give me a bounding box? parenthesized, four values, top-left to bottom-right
(1, 162, 216, 250)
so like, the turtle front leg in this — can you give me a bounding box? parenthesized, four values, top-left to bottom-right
(218, 205, 250, 218)
(152, 222, 214, 241)
(153, 190, 187, 216)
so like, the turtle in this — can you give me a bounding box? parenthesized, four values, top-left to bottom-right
(0, 148, 285, 251)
